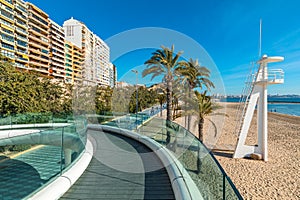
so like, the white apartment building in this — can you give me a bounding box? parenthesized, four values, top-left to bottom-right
(63, 17, 111, 86)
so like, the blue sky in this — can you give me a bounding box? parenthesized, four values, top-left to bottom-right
(30, 0, 300, 95)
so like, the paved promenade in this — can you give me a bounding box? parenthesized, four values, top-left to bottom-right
(61, 129, 175, 199)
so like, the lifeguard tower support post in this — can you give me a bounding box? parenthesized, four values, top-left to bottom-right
(233, 55, 284, 161)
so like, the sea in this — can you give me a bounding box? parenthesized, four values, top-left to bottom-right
(220, 97, 300, 117)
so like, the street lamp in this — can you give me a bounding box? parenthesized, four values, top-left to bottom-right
(131, 70, 138, 127)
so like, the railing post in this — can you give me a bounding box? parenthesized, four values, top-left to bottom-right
(223, 174, 226, 200)
(60, 126, 64, 175)
(10, 115, 12, 129)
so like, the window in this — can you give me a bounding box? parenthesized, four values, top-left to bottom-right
(5, 0, 13, 4)
(16, 5, 27, 13)
(1, 49, 14, 58)
(1, 33, 14, 42)
(17, 40, 27, 47)
(2, 28, 13, 35)
(66, 26, 74, 36)
(41, 55, 48, 60)
(1, 10, 13, 20)
(65, 43, 71, 48)
(41, 37, 49, 43)
(31, 26, 41, 33)
(41, 49, 48, 54)
(16, 19, 26, 26)
(31, 13, 47, 26)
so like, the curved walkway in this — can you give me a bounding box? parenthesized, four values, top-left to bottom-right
(61, 129, 175, 199)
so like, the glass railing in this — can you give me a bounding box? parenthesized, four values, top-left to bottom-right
(0, 113, 87, 199)
(0, 111, 242, 199)
(139, 117, 243, 199)
(88, 112, 242, 199)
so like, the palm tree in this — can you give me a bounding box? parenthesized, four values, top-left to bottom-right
(176, 58, 215, 130)
(156, 89, 166, 117)
(143, 45, 184, 145)
(142, 45, 183, 122)
(184, 90, 213, 142)
(195, 91, 213, 142)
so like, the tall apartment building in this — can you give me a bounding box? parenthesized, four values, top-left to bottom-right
(63, 17, 112, 86)
(49, 19, 65, 81)
(26, 2, 50, 76)
(0, 0, 15, 60)
(14, 0, 29, 69)
(65, 40, 83, 84)
(94, 35, 110, 86)
(0, 0, 29, 68)
(108, 63, 116, 88)
(0, 1, 115, 87)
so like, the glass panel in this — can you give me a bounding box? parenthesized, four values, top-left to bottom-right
(225, 176, 242, 200)
(0, 113, 88, 199)
(105, 115, 242, 199)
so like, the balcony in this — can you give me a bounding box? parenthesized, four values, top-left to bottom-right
(28, 23, 48, 37)
(28, 48, 43, 56)
(51, 57, 64, 65)
(51, 49, 65, 57)
(14, 62, 28, 69)
(1, 36, 14, 45)
(65, 59, 72, 65)
(15, 4, 27, 14)
(51, 41, 65, 50)
(15, 26, 27, 35)
(16, 33, 27, 41)
(0, 29, 14, 38)
(52, 72, 65, 79)
(28, 14, 48, 30)
(50, 39, 64, 49)
(14, 12, 27, 21)
(255, 69, 284, 85)
(267, 69, 284, 84)
(1, 0, 14, 8)
(0, 12, 14, 24)
(15, 41, 27, 49)
(50, 28, 64, 36)
(16, 48, 27, 54)
(51, 66, 65, 72)
(15, 56, 28, 63)
(28, 40, 49, 50)
(73, 72, 82, 78)
(28, 61, 48, 71)
(27, 4, 48, 21)
(29, 54, 49, 63)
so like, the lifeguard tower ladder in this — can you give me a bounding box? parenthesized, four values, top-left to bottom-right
(233, 55, 284, 161)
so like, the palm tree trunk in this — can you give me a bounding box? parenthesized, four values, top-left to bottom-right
(166, 80, 172, 122)
(166, 79, 172, 145)
(197, 142, 201, 173)
(187, 86, 192, 131)
(160, 103, 162, 117)
(198, 117, 204, 142)
(187, 114, 191, 131)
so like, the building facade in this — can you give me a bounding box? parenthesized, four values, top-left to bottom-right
(49, 19, 65, 81)
(26, 2, 50, 76)
(0, 1, 115, 87)
(14, 0, 29, 69)
(64, 40, 83, 84)
(0, 0, 29, 68)
(63, 17, 113, 86)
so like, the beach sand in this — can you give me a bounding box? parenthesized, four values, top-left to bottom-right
(174, 102, 300, 199)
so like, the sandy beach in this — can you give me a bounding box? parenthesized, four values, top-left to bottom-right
(174, 102, 300, 199)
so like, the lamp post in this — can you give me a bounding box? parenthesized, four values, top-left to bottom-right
(131, 70, 138, 127)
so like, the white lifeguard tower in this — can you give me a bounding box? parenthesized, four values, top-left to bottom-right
(233, 55, 284, 161)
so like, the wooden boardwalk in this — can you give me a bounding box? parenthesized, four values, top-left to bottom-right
(61, 129, 175, 200)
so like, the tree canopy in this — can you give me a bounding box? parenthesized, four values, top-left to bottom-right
(0, 60, 71, 116)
